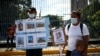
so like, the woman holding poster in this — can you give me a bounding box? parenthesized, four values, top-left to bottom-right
(64, 11, 89, 56)
(26, 7, 42, 56)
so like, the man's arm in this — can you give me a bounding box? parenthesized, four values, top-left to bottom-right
(83, 35, 89, 56)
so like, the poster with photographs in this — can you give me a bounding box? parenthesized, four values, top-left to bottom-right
(52, 28, 65, 45)
(16, 35, 26, 49)
(15, 17, 50, 49)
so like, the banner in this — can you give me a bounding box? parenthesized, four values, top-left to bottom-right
(15, 17, 50, 49)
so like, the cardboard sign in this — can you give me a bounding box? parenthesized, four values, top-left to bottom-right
(15, 17, 50, 49)
(52, 28, 65, 45)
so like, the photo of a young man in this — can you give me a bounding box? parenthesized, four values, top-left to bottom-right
(18, 22, 23, 31)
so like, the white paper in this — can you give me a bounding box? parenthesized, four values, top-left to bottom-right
(36, 33, 47, 45)
(25, 19, 35, 32)
(15, 20, 25, 32)
(53, 28, 65, 45)
(35, 19, 46, 32)
(26, 34, 36, 46)
(16, 35, 26, 48)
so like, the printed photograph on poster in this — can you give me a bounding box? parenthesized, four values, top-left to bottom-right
(37, 37, 46, 43)
(56, 32, 62, 41)
(25, 20, 35, 32)
(53, 28, 65, 45)
(28, 36, 33, 43)
(16, 35, 26, 49)
(36, 33, 47, 45)
(17, 37, 24, 45)
(16, 36, 25, 48)
(18, 22, 23, 31)
(26, 34, 35, 46)
(36, 22, 44, 28)
(15, 20, 25, 32)
(35, 19, 46, 31)
(27, 23, 35, 29)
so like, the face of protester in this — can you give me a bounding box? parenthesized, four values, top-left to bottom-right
(71, 13, 80, 25)
(28, 9, 37, 18)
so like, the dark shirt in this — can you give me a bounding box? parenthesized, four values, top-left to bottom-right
(7, 26, 16, 38)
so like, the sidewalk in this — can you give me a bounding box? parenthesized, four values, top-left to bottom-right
(0, 46, 100, 52)
(0, 46, 100, 56)
(1, 46, 59, 52)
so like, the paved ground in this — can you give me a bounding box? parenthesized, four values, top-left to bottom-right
(0, 46, 100, 56)
(0, 46, 59, 52)
(0, 44, 100, 51)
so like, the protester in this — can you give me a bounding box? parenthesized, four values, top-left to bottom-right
(26, 7, 42, 56)
(6, 24, 16, 51)
(63, 11, 89, 56)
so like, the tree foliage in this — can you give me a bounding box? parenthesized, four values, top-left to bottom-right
(82, 0, 100, 38)
(0, 0, 31, 38)
(0, 0, 19, 24)
(18, 0, 31, 19)
(44, 15, 63, 28)
(0, 0, 31, 24)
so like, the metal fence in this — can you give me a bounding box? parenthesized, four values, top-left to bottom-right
(0, 0, 100, 44)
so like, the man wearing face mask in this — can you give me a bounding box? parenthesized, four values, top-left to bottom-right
(26, 7, 42, 56)
(27, 7, 37, 19)
(63, 11, 89, 56)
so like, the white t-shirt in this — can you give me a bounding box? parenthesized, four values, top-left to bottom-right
(65, 23, 89, 51)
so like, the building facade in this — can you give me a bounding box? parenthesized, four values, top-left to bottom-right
(71, 0, 88, 12)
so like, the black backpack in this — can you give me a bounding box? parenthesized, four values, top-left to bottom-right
(67, 23, 83, 36)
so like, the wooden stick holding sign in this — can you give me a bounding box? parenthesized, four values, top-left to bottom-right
(51, 28, 65, 56)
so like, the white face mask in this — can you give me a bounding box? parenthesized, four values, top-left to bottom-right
(28, 13, 36, 18)
(71, 18, 78, 24)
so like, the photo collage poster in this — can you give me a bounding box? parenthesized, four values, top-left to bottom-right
(53, 28, 65, 45)
(15, 17, 50, 49)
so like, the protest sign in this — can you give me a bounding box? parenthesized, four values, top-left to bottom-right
(15, 17, 50, 49)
